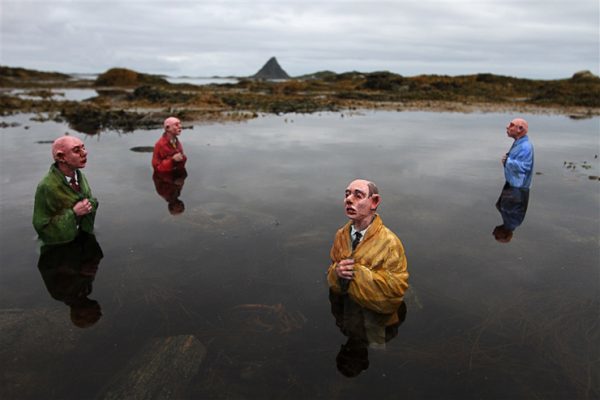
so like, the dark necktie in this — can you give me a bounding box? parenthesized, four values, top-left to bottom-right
(70, 178, 81, 192)
(352, 232, 362, 250)
(340, 231, 362, 294)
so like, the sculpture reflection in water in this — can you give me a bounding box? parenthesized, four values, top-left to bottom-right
(493, 183, 530, 243)
(152, 169, 187, 215)
(329, 290, 407, 377)
(37, 232, 104, 328)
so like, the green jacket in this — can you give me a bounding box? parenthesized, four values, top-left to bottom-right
(33, 164, 98, 245)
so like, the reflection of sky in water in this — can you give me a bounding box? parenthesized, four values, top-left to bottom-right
(5, 88, 98, 101)
(0, 112, 598, 399)
(165, 77, 239, 85)
(65, 73, 239, 86)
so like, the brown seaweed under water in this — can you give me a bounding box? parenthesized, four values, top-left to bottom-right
(183, 293, 598, 399)
(384, 290, 599, 400)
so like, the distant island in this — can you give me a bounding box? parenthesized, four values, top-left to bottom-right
(251, 57, 290, 80)
(1, 62, 598, 134)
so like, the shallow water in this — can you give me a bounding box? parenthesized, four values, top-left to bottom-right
(1, 111, 599, 399)
(1, 88, 99, 101)
(66, 73, 239, 86)
(165, 77, 239, 85)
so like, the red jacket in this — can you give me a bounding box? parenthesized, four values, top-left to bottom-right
(152, 134, 187, 172)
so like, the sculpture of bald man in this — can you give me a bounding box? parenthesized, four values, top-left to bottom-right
(502, 118, 534, 189)
(33, 136, 98, 245)
(152, 116, 187, 172)
(327, 179, 409, 314)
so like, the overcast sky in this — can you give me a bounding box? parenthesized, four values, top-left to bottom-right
(1, 0, 598, 79)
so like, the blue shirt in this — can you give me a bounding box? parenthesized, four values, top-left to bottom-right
(504, 135, 534, 188)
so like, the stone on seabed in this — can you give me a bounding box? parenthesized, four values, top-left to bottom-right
(100, 334, 206, 400)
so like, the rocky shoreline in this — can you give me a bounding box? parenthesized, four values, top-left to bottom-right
(1, 66, 598, 134)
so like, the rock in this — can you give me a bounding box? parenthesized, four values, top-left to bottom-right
(130, 146, 155, 153)
(100, 335, 206, 400)
(130, 85, 194, 104)
(251, 57, 290, 80)
(571, 70, 599, 81)
(94, 68, 169, 88)
(0, 121, 20, 128)
(0, 65, 70, 84)
(60, 104, 166, 134)
(0, 308, 80, 399)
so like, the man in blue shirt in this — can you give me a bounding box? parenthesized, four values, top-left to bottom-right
(502, 118, 534, 189)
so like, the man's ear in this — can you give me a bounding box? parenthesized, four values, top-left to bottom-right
(55, 151, 65, 162)
(370, 194, 381, 210)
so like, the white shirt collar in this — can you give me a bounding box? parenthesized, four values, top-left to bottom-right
(65, 172, 78, 184)
(350, 224, 369, 242)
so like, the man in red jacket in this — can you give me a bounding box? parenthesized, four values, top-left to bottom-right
(152, 117, 187, 172)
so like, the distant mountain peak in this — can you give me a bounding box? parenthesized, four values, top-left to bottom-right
(251, 57, 290, 80)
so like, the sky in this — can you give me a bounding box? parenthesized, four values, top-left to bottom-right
(1, 0, 598, 79)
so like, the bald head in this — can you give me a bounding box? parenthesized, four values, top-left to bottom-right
(163, 117, 180, 129)
(512, 118, 528, 134)
(52, 136, 83, 161)
(163, 117, 182, 139)
(506, 118, 529, 139)
(51, 135, 88, 175)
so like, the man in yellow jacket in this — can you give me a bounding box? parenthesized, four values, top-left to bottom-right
(327, 179, 408, 314)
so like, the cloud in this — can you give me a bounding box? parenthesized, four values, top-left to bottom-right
(1, 0, 597, 78)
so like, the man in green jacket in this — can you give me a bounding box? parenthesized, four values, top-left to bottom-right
(33, 136, 98, 245)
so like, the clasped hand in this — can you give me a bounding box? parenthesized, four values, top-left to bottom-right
(172, 152, 184, 162)
(336, 258, 355, 280)
(73, 198, 93, 216)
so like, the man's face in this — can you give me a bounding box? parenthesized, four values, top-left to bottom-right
(344, 180, 378, 223)
(506, 119, 526, 139)
(58, 137, 87, 170)
(165, 118, 182, 137)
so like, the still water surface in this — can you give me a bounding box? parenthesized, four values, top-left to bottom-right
(0, 111, 598, 399)
(1, 88, 100, 102)
(67, 73, 239, 86)
(165, 77, 239, 85)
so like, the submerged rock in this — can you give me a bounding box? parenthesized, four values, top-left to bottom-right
(0, 121, 20, 128)
(0, 308, 80, 399)
(60, 104, 167, 134)
(100, 335, 206, 400)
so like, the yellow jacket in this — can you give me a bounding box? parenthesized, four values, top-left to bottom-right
(327, 215, 408, 314)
